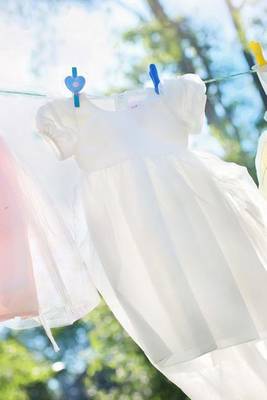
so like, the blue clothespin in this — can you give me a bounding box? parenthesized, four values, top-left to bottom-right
(64, 67, 86, 108)
(149, 64, 160, 95)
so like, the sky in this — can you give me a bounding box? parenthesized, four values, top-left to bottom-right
(0, 0, 265, 230)
(0, 0, 246, 95)
(0, 0, 264, 94)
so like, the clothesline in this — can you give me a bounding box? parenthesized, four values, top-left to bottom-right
(203, 69, 256, 84)
(0, 70, 257, 98)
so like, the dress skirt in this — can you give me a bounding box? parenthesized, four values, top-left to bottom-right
(80, 149, 267, 398)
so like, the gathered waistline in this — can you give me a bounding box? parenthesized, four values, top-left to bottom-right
(78, 149, 192, 175)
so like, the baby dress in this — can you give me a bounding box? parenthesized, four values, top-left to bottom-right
(0, 137, 99, 349)
(37, 74, 267, 398)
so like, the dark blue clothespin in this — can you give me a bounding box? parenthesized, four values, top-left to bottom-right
(149, 64, 160, 95)
(64, 67, 86, 108)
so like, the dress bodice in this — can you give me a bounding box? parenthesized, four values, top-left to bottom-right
(36, 74, 206, 173)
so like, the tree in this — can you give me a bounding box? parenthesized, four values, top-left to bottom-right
(0, 338, 54, 400)
(85, 302, 188, 399)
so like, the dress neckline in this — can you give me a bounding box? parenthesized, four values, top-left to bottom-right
(78, 84, 164, 116)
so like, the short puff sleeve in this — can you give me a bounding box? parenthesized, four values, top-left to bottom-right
(36, 99, 77, 160)
(162, 74, 207, 135)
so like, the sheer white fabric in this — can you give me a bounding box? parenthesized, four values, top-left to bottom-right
(254, 64, 267, 97)
(254, 64, 267, 122)
(256, 131, 267, 199)
(37, 74, 267, 398)
(0, 137, 100, 343)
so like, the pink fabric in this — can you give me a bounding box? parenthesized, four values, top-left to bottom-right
(0, 137, 38, 320)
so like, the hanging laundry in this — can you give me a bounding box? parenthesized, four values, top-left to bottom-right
(256, 131, 267, 198)
(0, 137, 100, 350)
(36, 73, 267, 398)
(250, 41, 267, 200)
(255, 65, 267, 98)
(0, 137, 39, 322)
(250, 41, 267, 98)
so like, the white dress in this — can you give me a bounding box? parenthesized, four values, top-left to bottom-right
(37, 74, 267, 398)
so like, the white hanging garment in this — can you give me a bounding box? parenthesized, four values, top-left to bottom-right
(254, 62, 267, 200)
(253, 64, 267, 122)
(256, 131, 267, 199)
(0, 137, 100, 349)
(254, 64, 267, 97)
(36, 74, 267, 398)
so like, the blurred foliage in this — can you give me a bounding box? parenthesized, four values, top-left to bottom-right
(0, 338, 53, 400)
(85, 301, 188, 400)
